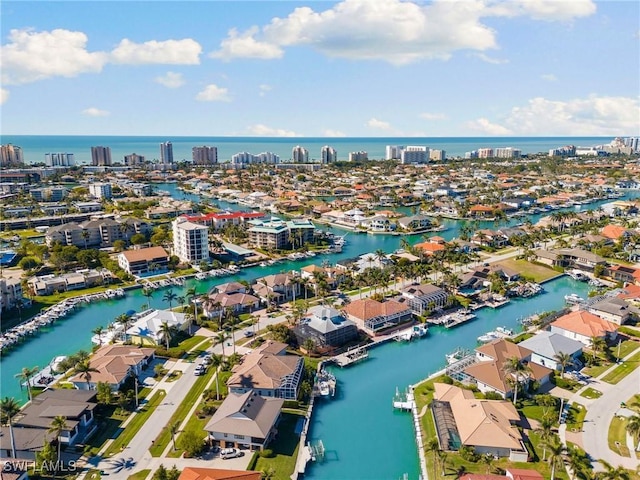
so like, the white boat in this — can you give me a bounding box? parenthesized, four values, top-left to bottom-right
(259, 262, 267, 267)
(445, 347, 471, 365)
(316, 369, 336, 397)
(412, 324, 429, 337)
(195, 272, 207, 280)
(477, 332, 499, 343)
(564, 293, 585, 305)
(494, 326, 514, 337)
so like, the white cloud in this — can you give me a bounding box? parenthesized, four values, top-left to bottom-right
(323, 129, 347, 137)
(155, 72, 185, 88)
(466, 117, 513, 135)
(502, 95, 640, 135)
(82, 107, 110, 117)
(111, 38, 201, 65)
(211, 27, 283, 61)
(541, 73, 558, 81)
(259, 84, 272, 96)
(246, 124, 300, 137)
(473, 52, 509, 64)
(0, 88, 8, 105)
(367, 118, 392, 130)
(210, 0, 596, 64)
(419, 112, 447, 121)
(196, 84, 231, 102)
(1, 28, 107, 85)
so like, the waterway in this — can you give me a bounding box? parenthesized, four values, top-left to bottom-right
(0, 184, 635, 477)
(304, 275, 592, 480)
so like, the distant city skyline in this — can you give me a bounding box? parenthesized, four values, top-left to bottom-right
(1, 1, 639, 137)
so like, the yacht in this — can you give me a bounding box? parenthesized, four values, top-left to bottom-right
(564, 293, 585, 305)
(477, 332, 499, 344)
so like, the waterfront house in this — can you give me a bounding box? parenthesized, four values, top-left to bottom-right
(0, 389, 97, 459)
(534, 248, 606, 272)
(204, 390, 283, 452)
(606, 265, 640, 284)
(587, 297, 632, 325)
(401, 283, 451, 316)
(397, 214, 433, 232)
(182, 211, 265, 229)
(226, 341, 303, 400)
(202, 291, 261, 317)
(549, 310, 618, 346)
(601, 224, 635, 240)
(342, 298, 412, 335)
(518, 332, 583, 370)
(463, 339, 552, 399)
(178, 467, 261, 480)
(293, 305, 358, 349)
(117, 246, 170, 276)
(252, 273, 301, 305)
(413, 240, 445, 256)
(125, 309, 189, 346)
(300, 264, 345, 290)
(460, 469, 543, 480)
(431, 383, 527, 462)
(69, 345, 155, 391)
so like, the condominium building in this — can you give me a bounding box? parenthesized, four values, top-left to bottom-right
(385, 145, 404, 160)
(247, 217, 315, 250)
(292, 146, 309, 163)
(0, 278, 23, 312)
(0, 144, 24, 166)
(172, 217, 209, 264)
(45, 153, 75, 167)
(401, 146, 429, 164)
(124, 153, 145, 166)
(30, 186, 68, 202)
(192, 146, 218, 165)
(348, 151, 368, 162)
(477, 148, 494, 159)
(256, 152, 280, 163)
(430, 149, 446, 161)
(495, 147, 522, 159)
(45, 218, 152, 248)
(91, 146, 112, 166)
(118, 246, 170, 276)
(88, 183, 112, 199)
(321, 146, 337, 163)
(160, 142, 174, 164)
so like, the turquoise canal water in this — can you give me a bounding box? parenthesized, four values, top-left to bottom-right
(305, 276, 592, 480)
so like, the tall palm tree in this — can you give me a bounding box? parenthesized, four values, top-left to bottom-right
(626, 414, 640, 450)
(209, 354, 223, 400)
(502, 356, 531, 405)
(116, 313, 132, 342)
(81, 229, 90, 249)
(177, 295, 186, 311)
(536, 414, 554, 460)
(186, 287, 199, 322)
(15, 366, 39, 402)
(543, 435, 565, 480)
(215, 332, 227, 357)
(595, 459, 631, 480)
(169, 421, 179, 451)
(553, 351, 573, 378)
(425, 437, 440, 478)
(158, 321, 174, 350)
(92, 326, 105, 346)
(589, 336, 607, 359)
(162, 289, 177, 309)
(74, 360, 99, 390)
(142, 288, 154, 310)
(48, 415, 68, 461)
(0, 397, 20, 458)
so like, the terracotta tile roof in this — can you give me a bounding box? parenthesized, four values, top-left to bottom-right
(342, 298, 410, 320)
(414, 242, 445, 253)
(506, 468, 544, 480)
(120, 246, 168, 263)
(601, 224, 630, 239)
(618, 283, 640, 299)
(180, 466, 261, 480)
(551, 310, 618, 338)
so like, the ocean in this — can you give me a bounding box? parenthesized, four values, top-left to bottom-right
(0, 135, 614, 164)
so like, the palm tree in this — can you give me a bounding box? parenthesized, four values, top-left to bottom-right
(480, 453, 494, 474)
(209, 354, 223, 400)
(554, 351, 573, 378)
(566, 447, 590, 480)
(425, 437, 440, 478)
(215, 332, 227, 357)
(158, 321, 174, 350)
(589, 336, 607, 359)
(169, 421, 179, 451)
(142, 288, 154, 310)
(595, 459, 630, 480)
(536, 414, 555, 460)
(502, 356, 531, 405)
(81, 229, 90, 249)
(186, 287, 199, 322)
(626, 414, 640, 450)
(15, 366, 39, 402)
(74, 360, 99, 390)
(92, 326, 105, 346)
(0, 397, 20, 458)
(543, 435, 565, 480)
(177, 295, 186, 311)
(163, 289, 177, 309)
(48, 415, 68, 461)
(116, 313, 132, 342)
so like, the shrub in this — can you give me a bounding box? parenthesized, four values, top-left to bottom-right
(155, 347, 186, 359)
(459, 445, 479, 462)
(619, 326, 640, 338)
(259, 449, 275, 458)
(283, 400, 300, 409)
(440, 375, 454, 385)
(484, 391, 504, 400)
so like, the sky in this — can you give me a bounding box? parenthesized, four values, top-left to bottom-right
(1, 0, 639, 137)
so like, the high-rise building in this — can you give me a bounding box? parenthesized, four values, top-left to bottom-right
(91, 146, 112, 166)
(385, 145, 404, 160)
(401, 146, 429, 164)
(89, 183, 112, 199)
(477, 148, 494, 159)
(0, 144, 24, 166)
(292, 146, 309, 163)
(45, 153, 75, 167)
(429, 149, 446, 161)
(172, 217, 209, 264)
(124, 153, 145, 166)
(321, 146, 337, 163)
(192, 146, 218, 165)
(255, 152, 280, 163)
(348, 151, 368, 162)
(160, 142, 174, 164)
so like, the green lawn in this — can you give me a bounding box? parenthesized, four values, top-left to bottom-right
(494, 258, 560, 283)
(127, 470, 151, 480)
(602, 350, 640, 384)
(149, 367, 219, 456)
(103, 390, 166, 457)
(178, 335, 208, 352)
(566, 403, 587, 432)
(608, 416, 631, 457)
(253, 412, 304, 480)
(579, 387, 603, 400)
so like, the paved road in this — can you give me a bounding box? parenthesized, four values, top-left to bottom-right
(578, 361, 640, 470)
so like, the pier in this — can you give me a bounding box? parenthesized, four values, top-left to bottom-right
(330, 345, 369, 367)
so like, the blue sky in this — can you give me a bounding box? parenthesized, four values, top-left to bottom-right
(1, 0, 639, 137)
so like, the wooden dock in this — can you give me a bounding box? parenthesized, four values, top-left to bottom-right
(331, 346, 369, 367)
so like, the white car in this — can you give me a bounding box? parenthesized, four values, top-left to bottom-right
(220, 447, 243, 459)
(194, 364, 206, 376)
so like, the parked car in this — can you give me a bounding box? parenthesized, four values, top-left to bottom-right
(220, 447, 243, 459)
(202, 354, 213, 365)
(244, 330, 254, 338)
(194, 364, 206, 376)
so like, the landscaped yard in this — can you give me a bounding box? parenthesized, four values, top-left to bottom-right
(566, 403, 587, 432)
(608, 416, 631, 457)
(583, 340, 640, 377)
(252, 412, 304, 480)
(602, 350, 640, 384)
(127, 469, 151, 480)
(495, 258, 560, 283)
(579, 387, 602, 400)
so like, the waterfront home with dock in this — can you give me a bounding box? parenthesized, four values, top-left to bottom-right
(293, 305, 358, 349)
(343, 298, 413, 335)
(518, 331, 584, 371)
(549, 310, 619, 346)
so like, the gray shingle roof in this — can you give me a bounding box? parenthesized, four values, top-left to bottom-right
(518, 331, 583, 359)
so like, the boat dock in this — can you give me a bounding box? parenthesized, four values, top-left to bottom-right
(392, 387, 415, 411)
(440, 311, 477, 329)
(331, 346, 369, 367)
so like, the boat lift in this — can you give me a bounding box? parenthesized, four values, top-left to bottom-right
(309, 440, 325, 462)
